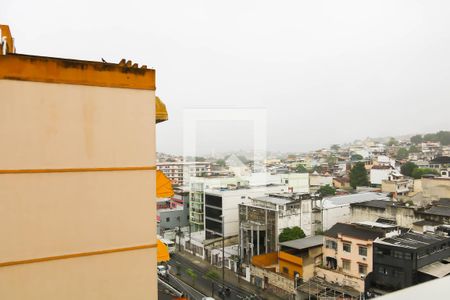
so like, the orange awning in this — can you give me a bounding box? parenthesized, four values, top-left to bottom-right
(155, 96, 168, 123)
(157, 239, 170, 263)
(156, 170, 174, 198)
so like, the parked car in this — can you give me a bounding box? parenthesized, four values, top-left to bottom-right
(157, 265, 168, 277)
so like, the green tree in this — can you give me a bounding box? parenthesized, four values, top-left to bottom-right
(400, 162, 418, 177)
(350, 162, 369, 189)
(351, 154, 363, 161)
(327, 155, 337, 167)
(411, 168, 440, 179)
(186, 268, 198, 286)
(311, 165, 323, 173)
(386, 137, 398, 146)
(423, 133, 437, 142)
(216, 159, 226, 167)
(435, 131, 450, 145)
(279, 227, 305, 242)
(204, 270, 220, 296)
(330, 144, 340, 151)
(317, 184, 336, 196)
(420, 131, 450, 145)
(409, 145, 419, 153)
(396, 148, 409, 160)
(295, 164, 308, 173)
(410, 135, 423, 144)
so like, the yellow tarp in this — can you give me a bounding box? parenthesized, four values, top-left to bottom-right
(156, 170, 174, 198)
(157, 239, 170, 263)
(155, 96, 168, 123)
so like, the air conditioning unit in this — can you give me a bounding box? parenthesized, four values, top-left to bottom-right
(360, 274, 366, 279)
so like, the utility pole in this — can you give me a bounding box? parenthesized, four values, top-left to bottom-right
(220, 214, 225, 299)
(177, 216, 182, 252)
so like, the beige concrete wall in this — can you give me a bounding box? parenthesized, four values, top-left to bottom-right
(0, 80, 155, 169)
(422, 178, 450, 199)
(315, 267, 364, 292)
(0, 79, 156, 299)
(0, 248, 156, 300)
(251, 265, 295, 294)
(0, 171, 155, 262)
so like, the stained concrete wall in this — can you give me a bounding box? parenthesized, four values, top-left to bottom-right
(0, 79, 156, 299)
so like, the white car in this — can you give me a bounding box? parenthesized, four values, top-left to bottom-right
(201, 297, 215, 300)
(157, 265, 167, 277)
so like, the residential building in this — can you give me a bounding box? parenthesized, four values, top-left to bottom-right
(428, 156, 450, 170)
(381, 177, 413, 196)
(239, 193, 322, 264)
(316, 223, 394, 293)
(350, 200, 421, 228)
(321, 192, 390, 231)
(157, 188, 190, 235)
(370, 165, 397, 186)
(278, 235, 323, 281)
(157, 161, 212, 186)
(333, 176, 351, 189)
(250, 236, 323, 297)
(0, 25, 163, 299)
(309, 172, 333, 189)
(371, 231, 450, 293)
(279, 173, 310, 193)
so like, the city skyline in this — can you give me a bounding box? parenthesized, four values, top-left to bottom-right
(3, 0, 450, 154)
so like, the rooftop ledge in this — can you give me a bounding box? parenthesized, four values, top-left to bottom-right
(0, 53, 155, 90)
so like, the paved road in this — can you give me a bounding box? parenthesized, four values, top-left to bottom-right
(168, 253, 259, 300)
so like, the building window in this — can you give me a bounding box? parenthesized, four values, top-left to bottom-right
(378, 266, 388, 275)
(283, 267, 289, 274)
(166, 217, 170, 222)
(393, 251, 403, 259)
(404, 252, 411, 260)
(393, 269, 403, 278)
(342, 259, 351, 271)
(325, 240, 337, 250)
(358, 264, 367, 275)
(343, 242, 351, 253)
(326, 257, 337, 270)
(358, 246, 367, 257)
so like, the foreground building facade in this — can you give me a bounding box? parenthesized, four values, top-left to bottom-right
(0, 25, 161, 299)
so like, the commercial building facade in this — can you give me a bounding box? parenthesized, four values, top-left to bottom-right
(157, 161, 211, 186)
(371, 231, 450, 292)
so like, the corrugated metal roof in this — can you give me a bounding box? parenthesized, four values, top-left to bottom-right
(279, 235, 324, 250)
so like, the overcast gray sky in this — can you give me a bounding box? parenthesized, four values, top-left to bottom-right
(3, 0, 450, 155)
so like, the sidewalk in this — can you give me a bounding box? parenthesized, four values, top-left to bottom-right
(174, 250, 286, 300)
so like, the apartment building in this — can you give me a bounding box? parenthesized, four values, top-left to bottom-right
(316, 223, 394, 292)
(381, 177, 413, 196)
(157, 161, 211, 186)
(0, 25, 164, 299)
